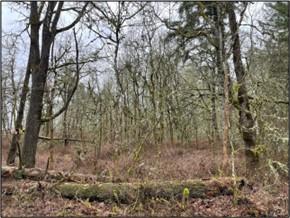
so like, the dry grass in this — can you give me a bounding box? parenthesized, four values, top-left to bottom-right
(1, 136, 287, 184)
(2, 136, 288, 216)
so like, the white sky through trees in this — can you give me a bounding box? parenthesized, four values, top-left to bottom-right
(2, 2, 266, 129)
(2, 2, 265, 65)
(2, 2, 266, 95)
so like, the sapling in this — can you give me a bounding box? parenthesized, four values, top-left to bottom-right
(182, 187, 190, 209)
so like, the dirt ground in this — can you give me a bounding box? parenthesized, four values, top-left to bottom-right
(2, 138, 288, 217)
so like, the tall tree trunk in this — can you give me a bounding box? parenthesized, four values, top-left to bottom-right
(48, 83, 55, 169)
(10, 56, 18, 129)
(209, 69, 220, 161)
(62, 88, 69, 147)
(22, 44, 52, 167)
(48, 109, 54, 169)
(44, 85, 50, 137)
(98, 98, 103, 159)
(227, 3, 258, 170)
(222, 61, 230, 171)
(109, 104, 114, 143)
(21, 2, 86, 167)
(211, 88, 219, 139)
(216, 3, 230, 171)
(22, 2, 55, 168)
(167, 108, 174, 144)
(213, 3, 230, 170)
(6, 51, 32, 165)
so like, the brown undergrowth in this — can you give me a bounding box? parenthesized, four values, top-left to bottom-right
(2, 137, 288, 216)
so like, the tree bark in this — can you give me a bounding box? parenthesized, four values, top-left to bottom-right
(54, 178, 244, 203)
(227, 3, 258, 170)
(2, 166, 247, 204)
(2, 166, 101, 183)
(6, 51, 32, 165)
(222, 63, 230, 171)
(219, 4, 229, 171)
(22, 2, 56, 168)
(63, 90, 69, 147)
(48, 85, 55, 169)
(213, 3, 230, 170)
(21, 2, 86, 167)
(22, 44, 53, 167)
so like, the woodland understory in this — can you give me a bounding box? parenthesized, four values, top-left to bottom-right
(2, 1, 289, 217)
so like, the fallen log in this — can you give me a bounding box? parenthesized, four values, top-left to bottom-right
(53, 178, 245, 203)
(2, 166, 101, 183)
(2, 166, 247, 204)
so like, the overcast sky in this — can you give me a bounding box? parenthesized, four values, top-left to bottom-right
(2, 2, 266, 83)
(2, 2, 265, 36)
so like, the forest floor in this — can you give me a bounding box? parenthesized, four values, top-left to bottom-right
(2, 138, 288, 217)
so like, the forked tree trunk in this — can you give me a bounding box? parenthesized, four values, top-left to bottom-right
(20, 2, 42, 167)
(22, 2, 56, 168)
(21, 2, 87, 167)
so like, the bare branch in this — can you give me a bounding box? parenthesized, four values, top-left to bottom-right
(56, 3, 89, 34)
(41, 28, 80, 123)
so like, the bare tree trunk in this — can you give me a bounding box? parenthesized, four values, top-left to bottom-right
(222, 63, 230, 171)
(22, 2, 56, 167)
(48, 115, 54, 169)
(167, 108, 174, 144)
(158, 83, 165, 144)
(20, 2, 41, 167)
(217, 8, 230, 171)
(10, 55, 18, 129)
(48, 84, 55, 169)
(109, 104, 114, 143)
(7, 52, 32, 165)
(16, 2, 87, 167)
(97, 97, 103, 161)
(22, 41, 53, 167)
(210, 72, 220, 146)
(227, 3, 258, 170)
(63, 89, 69, 148)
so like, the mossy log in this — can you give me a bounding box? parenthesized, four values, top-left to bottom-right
(2, 166, 247, 204)
(54, 178, 245, 203)
(2, 166, 99, 183)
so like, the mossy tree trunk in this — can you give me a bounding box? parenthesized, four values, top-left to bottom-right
(227, 3, 258, 171)
(54, 178, 244, 203)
